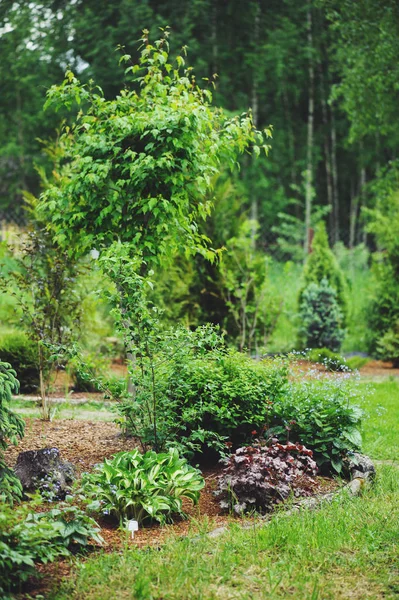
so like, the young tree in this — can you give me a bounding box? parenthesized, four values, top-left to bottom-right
(39, 29, 270, 267)
(299, 221, 348, 322)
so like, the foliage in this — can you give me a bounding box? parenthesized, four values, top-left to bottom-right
(269, 376, 363, 473)
(0, 331, 39, 393)
(376, 321, 399, 368)
(299, 222, 349, 321)
(219, 220, 282, 353)
(0, 360, 24, 504)
(344, 355, 370, 371)
(81, 448, 204, 525)
(216, 440, 318, 515)
(0, 497, 103, 598)
(0, 205, 84, 418)
(53, 466, 399, 600)
(306, 347, 347, 372)
(69, 352, 110, 393)
(365, 185, 399, 364)
(298, 278, 345, 352)
(39, 29, 269, 264)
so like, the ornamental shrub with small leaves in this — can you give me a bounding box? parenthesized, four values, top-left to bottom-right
(216, 441, 318, 515)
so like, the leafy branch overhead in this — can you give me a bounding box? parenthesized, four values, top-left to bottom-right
(39, 29, 271, 263)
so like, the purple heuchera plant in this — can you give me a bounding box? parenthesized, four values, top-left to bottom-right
(216, 439, 318, 514)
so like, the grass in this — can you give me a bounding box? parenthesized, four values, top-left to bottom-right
(357, 380, 399, 461)
(52, 467, 399, 600)
(10, 397, 115, 422)
(49, 378, 399, 600)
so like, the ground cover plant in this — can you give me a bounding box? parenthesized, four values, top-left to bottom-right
(81, 448, 204, 525)
(0, 498, 102, 599)
(216, 440, 318, 514)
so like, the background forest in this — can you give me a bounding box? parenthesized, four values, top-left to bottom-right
(1, 0, 399, 359)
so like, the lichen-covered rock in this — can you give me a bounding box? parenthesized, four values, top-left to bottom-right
(14, 447, 75, 500)
(348, 452, 375, 481)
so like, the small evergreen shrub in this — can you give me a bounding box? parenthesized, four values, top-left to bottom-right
(269, 378, 363, 474)
(299, 221, 349, 322)
(81, 448, 204, 525)
(216, 441, 318, 514)
(298, 278, 345, 351)
(0, 361, 25, 503)
(0, 332, 39, 393)
(376, 320, 399, 367)
(0, 499, 102, 598)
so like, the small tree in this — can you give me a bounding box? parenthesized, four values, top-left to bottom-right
(219, 220, 281, 354)
(40, 29, 270, 267)
(298, 278, 345, 351)
(299, 221, 348, 322)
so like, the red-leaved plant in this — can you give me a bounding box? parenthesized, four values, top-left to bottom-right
(216, 440, 318, 514)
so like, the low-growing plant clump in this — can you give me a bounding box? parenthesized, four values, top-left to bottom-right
(269, 377, 363, 473)
(216, 440, 318, 514)
(306, 347, 348, 371)
(0, 332, 39, 393)
(0, 498, 102, 598)
(81, 448, 204, 525)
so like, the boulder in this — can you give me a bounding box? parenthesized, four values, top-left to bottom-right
(348, 452, 375, 481)
(14, 448, 75, 500)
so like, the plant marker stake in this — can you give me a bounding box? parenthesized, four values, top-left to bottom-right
(127, 520, 139, 539)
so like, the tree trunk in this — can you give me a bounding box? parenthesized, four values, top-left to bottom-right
(318, 63, 334, 241)
(304, 0, 314, 257)
(330, 106, 339, 244)
(250, 0, 260, 247)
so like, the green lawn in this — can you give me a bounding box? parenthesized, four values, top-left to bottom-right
(358, 380, 399, 461)
(50, 379, 399, 600)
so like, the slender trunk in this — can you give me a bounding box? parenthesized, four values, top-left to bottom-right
(318, 63, 334, 241)
(360, 165, 367, 246)
(349, 178, 357, 250)
(211, 0, 218, 75)
(38, 342, 49, 421)
(282, 85, 297, 198)
(330, 106, 339, 244)
(250, 0, 260, 247)
(304, 0, 314, 257)
(16, 86, 26, 191)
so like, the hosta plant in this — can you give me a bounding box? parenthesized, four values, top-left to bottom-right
(216, 441, 318, 515)
(81, 448, 205, 525)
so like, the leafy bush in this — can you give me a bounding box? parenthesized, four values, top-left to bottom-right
(268, 378, 363, 474)
(299, 222, 349, 322)
(0, 332, 39, 393)
(216, 441, 318, 514)
(345, 356, 370, 371)
(376, 320, 399, 367)
(0, 498, 102, 598)
(116, 326, 289, 457)
(0, 361, 25, 504)
(306, 347, 347, 371)
(298, 278, 345, 351)
(81, 448, 204, 525)
(69, 352, 110, 393)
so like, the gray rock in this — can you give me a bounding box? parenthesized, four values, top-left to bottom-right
(14, 448, 75, 500)
(348, 452, 376, 481)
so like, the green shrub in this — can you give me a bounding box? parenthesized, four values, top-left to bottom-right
(116, 326, 289, 457)
(0, 499, 103, 598)
(81, 448, 204, 525)
(0, 332, 39, 393)
(299, 222, 349, 322)
(298, 279, 345, 351)
(69, 352, 109, 393)
(376, 321, 399, 367)
(306, 348, 347, 371)
(268, 377, 363, 474)
(345, 356, 370, 371)
(0, 361, 25, 504)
